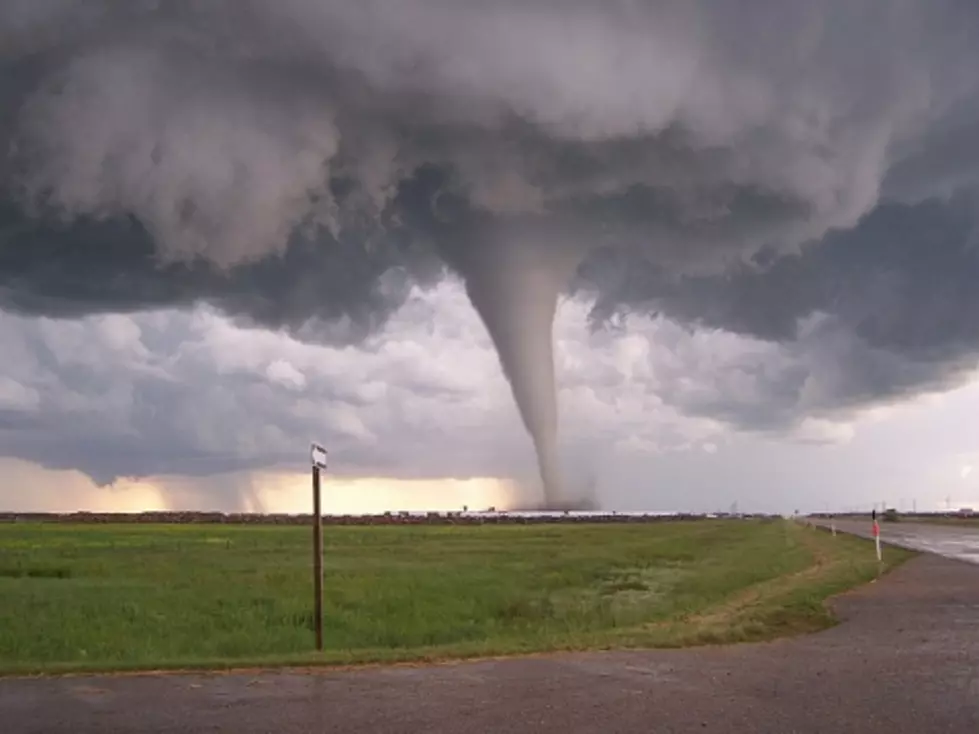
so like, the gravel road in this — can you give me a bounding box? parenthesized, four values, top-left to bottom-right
(822, 518, 979, 564)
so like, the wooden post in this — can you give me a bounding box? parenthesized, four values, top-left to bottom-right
(312, 463, 323, 651)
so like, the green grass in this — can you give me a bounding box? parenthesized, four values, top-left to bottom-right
(0, 519, 912, 675)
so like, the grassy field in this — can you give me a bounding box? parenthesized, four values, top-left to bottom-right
(0, 519, 911, 675)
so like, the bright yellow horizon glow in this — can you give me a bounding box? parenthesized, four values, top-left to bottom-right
(254, 473, 520, 514)
(0, 458, 520, 514)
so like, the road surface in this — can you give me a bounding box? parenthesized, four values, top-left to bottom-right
(822, 518, 979, 564)
(3, 547, 979, 733)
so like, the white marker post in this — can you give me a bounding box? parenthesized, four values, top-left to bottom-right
(310, 442, 329, 651)
(871, 509, 882, 563)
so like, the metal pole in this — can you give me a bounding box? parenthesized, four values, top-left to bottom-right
(312, 464, 323, 652)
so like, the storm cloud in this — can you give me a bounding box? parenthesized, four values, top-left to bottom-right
(3, 1, 979, 504)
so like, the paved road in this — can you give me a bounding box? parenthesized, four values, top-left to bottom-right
(821, 518, 979, 564)
(3, 550, 979, 733)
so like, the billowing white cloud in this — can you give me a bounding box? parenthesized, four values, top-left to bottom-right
(2, 277, 978, 512)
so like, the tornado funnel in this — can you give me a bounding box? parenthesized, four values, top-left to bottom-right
(447, 236, 584, 507)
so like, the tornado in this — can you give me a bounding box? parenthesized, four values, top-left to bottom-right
(446, 235, 586, 508)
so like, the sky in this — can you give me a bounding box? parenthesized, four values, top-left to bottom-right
(2, 1, 979, 514)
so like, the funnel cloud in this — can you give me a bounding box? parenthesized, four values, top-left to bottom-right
(4, 2, 979, 505)
(440, 232, 588, 506)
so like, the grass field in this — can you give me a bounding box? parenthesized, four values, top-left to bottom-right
(0, 519, 911, 675)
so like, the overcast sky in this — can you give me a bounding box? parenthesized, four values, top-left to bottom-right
(2, 1, 979, 513)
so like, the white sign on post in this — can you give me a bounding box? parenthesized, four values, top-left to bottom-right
(310, 443, 328, 469)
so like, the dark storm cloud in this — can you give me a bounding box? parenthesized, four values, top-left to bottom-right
(5, 1, 978, 287)
(579, 193, 979, 416)
(0, 194, 441, 345)
(4, 1, 979, 497)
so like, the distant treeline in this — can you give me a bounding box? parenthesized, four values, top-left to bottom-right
(0, 511, 778, 526)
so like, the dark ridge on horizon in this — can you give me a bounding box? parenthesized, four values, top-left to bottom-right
(0, 510, 776, 526)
